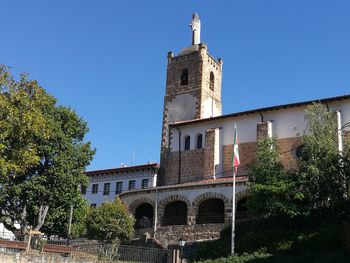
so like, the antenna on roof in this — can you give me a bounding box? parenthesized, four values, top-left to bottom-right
(132, 145, 135, 165)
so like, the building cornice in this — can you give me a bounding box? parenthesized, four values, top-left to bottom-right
(86, 163, 159, 177)
(119, 176, 248, 198)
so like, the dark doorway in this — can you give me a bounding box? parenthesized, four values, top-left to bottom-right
(135, 203, 154, 228)
(162, 201, 187, 226)
(236, 197, 248, 221)
(197, 198, 225, 224)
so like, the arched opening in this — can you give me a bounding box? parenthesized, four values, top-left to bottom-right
(295, 145, 304, 159)
(135, 203, 154, 229)
(184, 135, 191, 151)
(181, 69, 188, 85)
(209, 72, 214, 91)
(197, 198, 225, 224)
(236, 197, 248, 221)
(162, 201, 187, 226)
(196, 134, 203, 149)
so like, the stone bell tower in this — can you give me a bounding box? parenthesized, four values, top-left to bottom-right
(159, 13, 223, 185)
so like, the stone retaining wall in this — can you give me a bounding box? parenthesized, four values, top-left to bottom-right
(0, 251, 99, 263)
(155, 223, 227, 247)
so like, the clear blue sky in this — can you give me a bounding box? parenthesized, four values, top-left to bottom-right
(1, 1, 350, 170)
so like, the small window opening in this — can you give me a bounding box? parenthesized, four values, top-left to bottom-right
(184, 136, 190, 151)
(142, 179, 149, 189)
(103, 183, 110, 195)
(209, 72, 214, 91)
(129, 180, 136, 190)
(181, 69, 188, 85)
(196, 134, 203, 149)
(92, 184, 98, 194)
(116, 182, 123, 194)
(81, 185, 87, 195)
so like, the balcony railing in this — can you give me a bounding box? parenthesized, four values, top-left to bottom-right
(196, 213, 225, 224)
(227, 211, 249, 222)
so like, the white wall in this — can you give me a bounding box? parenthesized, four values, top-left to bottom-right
(0, 223, 16, 240)
(170, 99, 350, 151)
(84, 171, 157, 207)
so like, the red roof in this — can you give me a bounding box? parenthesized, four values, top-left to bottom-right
(160, 176, 248, 189)
(86, 163, 159, 176)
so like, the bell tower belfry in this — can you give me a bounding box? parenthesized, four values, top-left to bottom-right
(159, 13, 223, 185)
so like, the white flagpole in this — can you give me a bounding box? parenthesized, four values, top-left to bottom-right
(153, 186, 158, 234)
(231, 163, 236, 255)
(231, 124, 238, 255)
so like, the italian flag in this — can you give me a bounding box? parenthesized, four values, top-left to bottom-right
(233, 125, 240, 173)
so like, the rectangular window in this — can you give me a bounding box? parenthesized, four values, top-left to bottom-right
(91, 204, 96, 208)
(81, 185, 87, 195)
(92, 184, 98, 194)
(103, 183, 110, 195)
(142, 179, 149, 189)
(128, 180, 136, 190)
(116, 182, 123, 194)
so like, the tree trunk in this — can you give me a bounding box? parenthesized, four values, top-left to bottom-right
(33, 205, 49, 231)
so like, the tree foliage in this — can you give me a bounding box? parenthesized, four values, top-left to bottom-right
(0, 65, 95, 238)
(39, 196, 90, 239)
(248, 103, 350, 220)
(85, 198, 134, 243)
(248, 138, 305, 218)
(299, 104, 350, 213)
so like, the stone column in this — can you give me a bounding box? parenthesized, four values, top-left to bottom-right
(257, 121, 273, 140)
(203, 129, 216, 178)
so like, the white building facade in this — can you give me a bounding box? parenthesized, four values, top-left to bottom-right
(83, 163, 158, 207)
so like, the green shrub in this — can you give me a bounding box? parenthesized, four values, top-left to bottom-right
(193, 213, 348, 262)
(194, 250, 350, 263)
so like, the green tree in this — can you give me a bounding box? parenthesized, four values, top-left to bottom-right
(299, 103, 350, 214)
(39, 196, 90, 239)
(0, 65, 95, 238)
(248, 138, 305, 218)
(85, 198, 134, 243)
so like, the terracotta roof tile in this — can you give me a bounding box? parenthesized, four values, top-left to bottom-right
(86, 163, 159, 176)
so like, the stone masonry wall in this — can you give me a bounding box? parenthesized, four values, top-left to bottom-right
(223, 137, 303, 176)
(155, 224, 227, 247)
(257, 122, 269, 140)
(223, 142, 256, 176)
(160, 44, 223, 186)
(0, 251, 97, 263)
(203, 129, 216, 178)
(165, 128, 303, 185)
(160, 46, 207, 186)
(164, 148, 205, 185)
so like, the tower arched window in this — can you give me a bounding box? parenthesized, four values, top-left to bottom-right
(184, 136, 191, 151)
(209, 72, 214, 91)
(196, 134, 203, 149)
(181, 69, 188, 86)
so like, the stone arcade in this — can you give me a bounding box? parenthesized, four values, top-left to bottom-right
(84, 13, 350, 247)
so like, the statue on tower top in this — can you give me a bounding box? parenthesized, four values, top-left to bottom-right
(189, 13, 201, 45)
